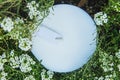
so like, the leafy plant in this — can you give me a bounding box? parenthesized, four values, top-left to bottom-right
(0, 0, 120, 80)
(0, 0, 54, 80)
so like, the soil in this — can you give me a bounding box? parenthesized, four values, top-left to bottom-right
(54, 0, 108, 17)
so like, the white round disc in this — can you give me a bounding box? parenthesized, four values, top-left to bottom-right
(31, 4, 97, 73)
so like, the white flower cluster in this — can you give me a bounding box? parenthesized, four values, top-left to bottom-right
(9, 50, 20, 68)
(115, 50, 120, 71)
(9, 17, 24, 40)
(26, 1, 40, 20)
(19, 38, 32, 51)
(94, 73, 116, 80)
(0, 53, 7, 80)
(94, 12, 108, 25)
(104, 74, 116, 80)
(24, 75, 35, 80)
(115, 49, 120, 59)
(10, 31, 20, 40)
(99, 51, 114, 72)
(9, 50, 35, 73)
(111, 2, 120, 12)
(0, 71, 8, 80)
(96, 50, 117, 80)
(41, 69, 54, 80)
(1, 17, 14, 32)
(94, 76, 104, 80)
(10, 56, 20, 68)
(0, 53, 7, 71)
(117, 64, 120, 71)
(19, 54, 35, 73)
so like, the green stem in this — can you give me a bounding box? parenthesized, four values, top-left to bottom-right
(0, 11, 17, 17)
(0, 0, 14, 5)
(3, 38, 9, 50)
(0, 47, 6, 51)
(17, 0, 22, 15)
(4, 64, 26, 79)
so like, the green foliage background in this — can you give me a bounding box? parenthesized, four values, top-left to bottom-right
(0, 0, 120, 80)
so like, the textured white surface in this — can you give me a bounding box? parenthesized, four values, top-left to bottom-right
(31, 4, 97, 73)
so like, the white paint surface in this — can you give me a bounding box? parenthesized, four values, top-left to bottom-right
(31, 4, 97, 73)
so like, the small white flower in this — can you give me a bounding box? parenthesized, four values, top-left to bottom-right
(36, 3, 39, 8)
(35, 12, 43, 22)
(47, 70, 54, 79)
(0, 71, 8, 80)
(1, 77, 7, 80)
(10, 56, 20, 68)
(28, 12, 34, 20)
(15, 17, 24, 24)
(27, 1, 41, 20)
(0, 54, 7, 71)
(109, 63, 114, 66)
(1, 17, 14, 32)
(1, 53, 6, 58)
(24, 75, 35, 80)
(94, 12, 108, 25)
(94, 77, 98, 80)
(109, 67, 113, 71)
(0, 63, 4, 71)
(10, 50, 14, 56)
(1, 71, 8, 77)
(104, 74, 113, 80)
(20, 65, 32, 73)
(41, 69, 54, 80)
(31, 1, 36, 5)
(19, 54, 35, 73)
(10, 31, 20, 39)
(98, 76, 104, 80)
(115, 50, 120, 59)
(19, 38, 32, 51)
(117, 64, 120, 71)
(102, 67, 108, 72)
(41, 69, 47, 80)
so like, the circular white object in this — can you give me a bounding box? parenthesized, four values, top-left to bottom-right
(31, 4, 97, 73)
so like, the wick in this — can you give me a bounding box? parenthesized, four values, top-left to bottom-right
(55, 37, 63, 40)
